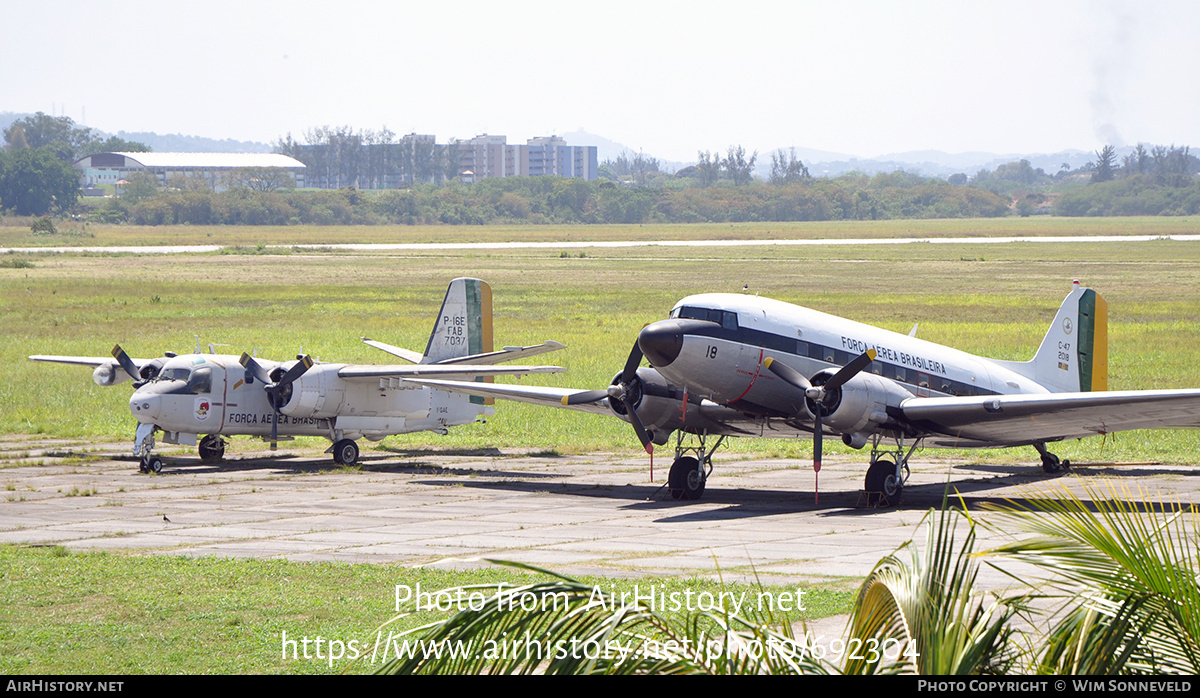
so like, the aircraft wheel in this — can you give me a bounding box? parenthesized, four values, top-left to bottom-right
(198, 435, 225, 462)
(138, 459, 150, 474)
(668, 456, 705, 500)
(1041, 453, 1065, 474)
(148, 457, 163, 474)
(865, 458, 901, 506)
(333, 439, 359, 466)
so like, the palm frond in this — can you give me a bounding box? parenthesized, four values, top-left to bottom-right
(982, 478, 1200, 674)
(843, 507, 1019, 675)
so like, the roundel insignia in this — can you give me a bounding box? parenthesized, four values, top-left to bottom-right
(1063, 317, 1073, 335)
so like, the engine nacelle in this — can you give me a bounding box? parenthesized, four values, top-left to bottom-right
(279, 364, 346, 419)
(608, 368, 690, 445)
(813, 372, 910, 436)
(92, 360, 132, 387)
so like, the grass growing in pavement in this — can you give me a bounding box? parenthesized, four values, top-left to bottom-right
(0, 544, 853, 674)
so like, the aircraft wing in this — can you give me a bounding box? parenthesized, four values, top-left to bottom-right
(29, 354, 153, 369)
(396, 378, 617, 416)
(337, 364, 565, 381)
(899, 389, 1200, 447)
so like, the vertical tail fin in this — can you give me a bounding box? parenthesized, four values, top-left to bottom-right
(1001, 281, 1108, 393)
(421, 278, 494, 364)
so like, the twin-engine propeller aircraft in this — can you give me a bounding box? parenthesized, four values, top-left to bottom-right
(407, 281, 1200, 505)
(30, 278, 564, 473)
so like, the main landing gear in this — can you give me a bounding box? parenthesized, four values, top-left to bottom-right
(138, 456, 163, 474)
(198, 434, 225, 462)
(666, 433, 725, 500)
(331, 438, 360, 466)
(861, 434, 918, 507)
(1033, 442, 1070, 474)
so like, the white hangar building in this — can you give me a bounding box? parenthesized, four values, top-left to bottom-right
(73, 152, 307, 189)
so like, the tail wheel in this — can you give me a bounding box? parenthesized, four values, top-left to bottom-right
(668, 456, 706, 500)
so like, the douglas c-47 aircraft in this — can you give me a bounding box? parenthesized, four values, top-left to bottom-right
(408, 281, 1200, 504)
(30, 278, 564, 473)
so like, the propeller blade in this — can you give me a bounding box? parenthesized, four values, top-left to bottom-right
(239, 354, 312, 452)
(812, 404, 823, 504)
(763, 356, 812, 392)
(276, 355, 314, 387)
(619, 342, 643, 384)
(239, 353, 273, 386)
(560, 389, 610, 406)
(824, 348, 877, 392)
(623, 396, 654, 454)
(111, 345, 140, 381)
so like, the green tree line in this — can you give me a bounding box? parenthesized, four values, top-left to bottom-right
(88, 171, 1012, 226)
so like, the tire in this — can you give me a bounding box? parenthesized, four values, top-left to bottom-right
(1041, 454, 1063, 474)
(333, 439, 359, 465)
(668, 456, 705, 501)
(148, 457, 163, 474)
(198, 435, 225, 462)
(865, 458, 901, 506)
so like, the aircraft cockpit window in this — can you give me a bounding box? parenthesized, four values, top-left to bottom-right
(161, 367, 191, 382)
(721, 311, 738, 330)
(187, 367, 212, 394)
(677, 306, 710, 321)
(669, 307, 681, 319)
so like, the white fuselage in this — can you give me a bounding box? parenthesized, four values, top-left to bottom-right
(650, 293, 1048, 417)
(126, 353, 490, 443)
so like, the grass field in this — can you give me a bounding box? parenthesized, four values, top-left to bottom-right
(3, 218, 1199, 673)
(0, 545, 851, 674)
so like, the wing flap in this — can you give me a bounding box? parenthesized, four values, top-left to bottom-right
(900, 389, 1200, 446)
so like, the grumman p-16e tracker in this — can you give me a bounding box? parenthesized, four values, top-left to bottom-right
(31, 278, 564, 473)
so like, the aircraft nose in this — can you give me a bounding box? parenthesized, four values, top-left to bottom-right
(129, 393, 161, 423)
(639, 320, 686, 367)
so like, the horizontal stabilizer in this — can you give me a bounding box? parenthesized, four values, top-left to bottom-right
(361, 338, 423, 364)
(338, 364, 564, 381)
(434, 340, 566, 365)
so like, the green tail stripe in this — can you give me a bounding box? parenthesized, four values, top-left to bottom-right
(466, 280, 485, 405)
(1077, 289, 1097, 392)
(466, 280, 483, 357)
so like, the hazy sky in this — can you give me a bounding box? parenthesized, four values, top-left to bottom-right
(5, 0, 1198, 161)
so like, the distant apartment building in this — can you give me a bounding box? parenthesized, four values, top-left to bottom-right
(458, 134, 598, 181)
(291, 132, 597, 189)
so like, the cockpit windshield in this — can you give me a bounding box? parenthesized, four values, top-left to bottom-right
(149, 364, 212, 395)
(670, 306, 739, 330)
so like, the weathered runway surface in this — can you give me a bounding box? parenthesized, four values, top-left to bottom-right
(3, 435, 1196, 595)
